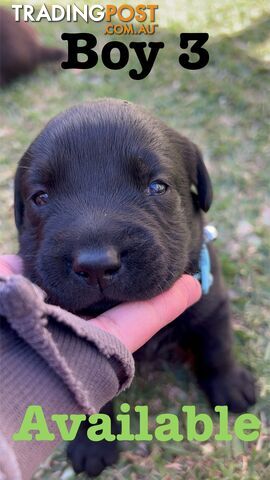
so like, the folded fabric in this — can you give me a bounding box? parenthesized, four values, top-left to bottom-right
(0, 274, 135, 480)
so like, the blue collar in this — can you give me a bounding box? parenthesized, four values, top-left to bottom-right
(194, 225, 218, 295)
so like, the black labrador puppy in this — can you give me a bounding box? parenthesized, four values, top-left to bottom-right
(0, 7, 65, 86)
(14, 99, 256, 476)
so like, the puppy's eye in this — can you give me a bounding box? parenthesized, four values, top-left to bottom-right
(31, 192, 49, 206)
(146, 180, 168, 196)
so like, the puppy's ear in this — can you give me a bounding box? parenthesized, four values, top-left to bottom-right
(189, 142, 213, 212)
(14, 162, 25, 232)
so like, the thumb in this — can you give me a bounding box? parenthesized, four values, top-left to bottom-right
(90, 275, 201, 352)
(0, 255, 23, 276)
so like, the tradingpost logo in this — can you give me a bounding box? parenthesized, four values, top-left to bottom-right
(11, 4, 160, 35)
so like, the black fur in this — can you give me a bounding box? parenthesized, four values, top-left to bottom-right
(14, 99, 256, 476)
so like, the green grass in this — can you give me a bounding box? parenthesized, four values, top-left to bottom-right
(0, 1, 269, 479)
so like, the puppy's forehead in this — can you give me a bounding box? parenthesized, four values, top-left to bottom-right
(29, 101, 173, 183)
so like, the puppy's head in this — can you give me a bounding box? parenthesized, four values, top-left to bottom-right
(14, 99, 212, 314)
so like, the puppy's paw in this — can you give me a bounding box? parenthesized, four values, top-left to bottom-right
(67, 435, 119, 477)
(199, 366, 257, 413)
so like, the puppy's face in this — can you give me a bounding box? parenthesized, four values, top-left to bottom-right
(15, 100, 212, 314)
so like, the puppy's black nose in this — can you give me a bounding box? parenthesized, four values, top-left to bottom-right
(72, 247, 121, 286)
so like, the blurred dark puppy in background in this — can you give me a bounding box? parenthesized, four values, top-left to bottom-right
(14, 99, 256, 476)
(0, 7, 65, 86)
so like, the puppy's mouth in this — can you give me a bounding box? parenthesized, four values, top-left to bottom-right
(41, 259, 181, 316)
(76, 298, 122, 317)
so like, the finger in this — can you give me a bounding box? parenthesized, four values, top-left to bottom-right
(90, 275, 201, 352)
(0, 255, 23, 276)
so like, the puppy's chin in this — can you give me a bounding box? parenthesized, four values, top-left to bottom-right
(76, 299, 122, 317)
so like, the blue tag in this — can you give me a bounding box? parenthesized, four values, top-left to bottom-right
(194, 225, 217, 295)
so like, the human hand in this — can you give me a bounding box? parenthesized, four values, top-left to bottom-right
(0, 255, 201, 353)
(0, 255, 23, 276)
(90, 275, 201, 352)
